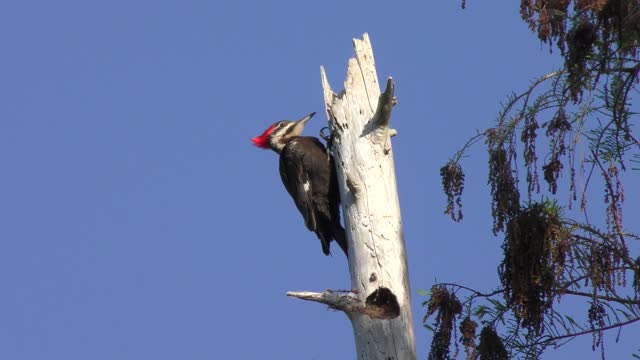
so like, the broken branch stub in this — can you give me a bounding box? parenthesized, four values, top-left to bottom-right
(286, 288, 400, 320)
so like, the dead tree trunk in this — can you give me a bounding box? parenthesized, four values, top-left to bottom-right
(288, 33, 415, 360)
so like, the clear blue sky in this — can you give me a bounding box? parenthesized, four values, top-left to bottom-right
(1, 1, 637, 359)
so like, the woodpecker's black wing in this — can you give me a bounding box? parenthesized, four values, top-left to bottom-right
(279, 139, 318, 232)
(279, 136, 340, 255)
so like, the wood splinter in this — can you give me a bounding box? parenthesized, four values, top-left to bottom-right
(373, 77, 395, 129)
(366, 77, 397, 145)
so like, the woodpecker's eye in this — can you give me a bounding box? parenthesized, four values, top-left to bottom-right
(277, 123, 285, 129)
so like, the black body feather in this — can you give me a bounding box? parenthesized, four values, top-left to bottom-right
(279, 136, 348, 256)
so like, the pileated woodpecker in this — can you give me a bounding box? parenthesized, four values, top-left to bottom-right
(251, 112, 348, 257)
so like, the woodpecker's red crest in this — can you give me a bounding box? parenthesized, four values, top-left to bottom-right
(251, 123, 276, 149)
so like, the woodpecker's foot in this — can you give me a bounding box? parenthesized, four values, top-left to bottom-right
(319, 126, 337, 156)
(319, 126, 331, 143)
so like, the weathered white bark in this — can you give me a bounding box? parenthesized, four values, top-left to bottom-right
(288, 33, 415, 360)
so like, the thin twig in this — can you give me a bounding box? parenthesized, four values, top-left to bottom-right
(518, 316, 640, 348)
(563, 290, 640, 305)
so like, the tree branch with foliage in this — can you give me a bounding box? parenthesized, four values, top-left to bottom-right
(426, 1, 640, 358)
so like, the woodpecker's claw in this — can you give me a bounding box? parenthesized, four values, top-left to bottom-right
(319, 127, 335, 160)
(319, 127, 331, 143)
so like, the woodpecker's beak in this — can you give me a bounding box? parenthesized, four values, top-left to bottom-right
(288, 112, 315, 136)
(296, 112, 315, 127)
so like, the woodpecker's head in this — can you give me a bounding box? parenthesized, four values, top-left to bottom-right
(251, 112, 315, 153)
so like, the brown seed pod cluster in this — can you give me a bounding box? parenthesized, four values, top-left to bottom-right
(424, 286, 462, 360)
(488, 147, 521, 234)
(519, 0, 640, 101)
(441, 161, 465, 222)
(499, 202, 567, 334)
(588, 300, 606, 351)
(459, 317, 478, 359)
(477, 326, 509, 360)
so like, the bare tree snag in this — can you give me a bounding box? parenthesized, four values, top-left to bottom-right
(288, 33, 416, 360)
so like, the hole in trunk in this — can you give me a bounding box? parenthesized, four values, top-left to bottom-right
(365, 287, 400, 319)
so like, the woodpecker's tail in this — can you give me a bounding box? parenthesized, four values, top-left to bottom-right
(333, 226, 349, 258)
